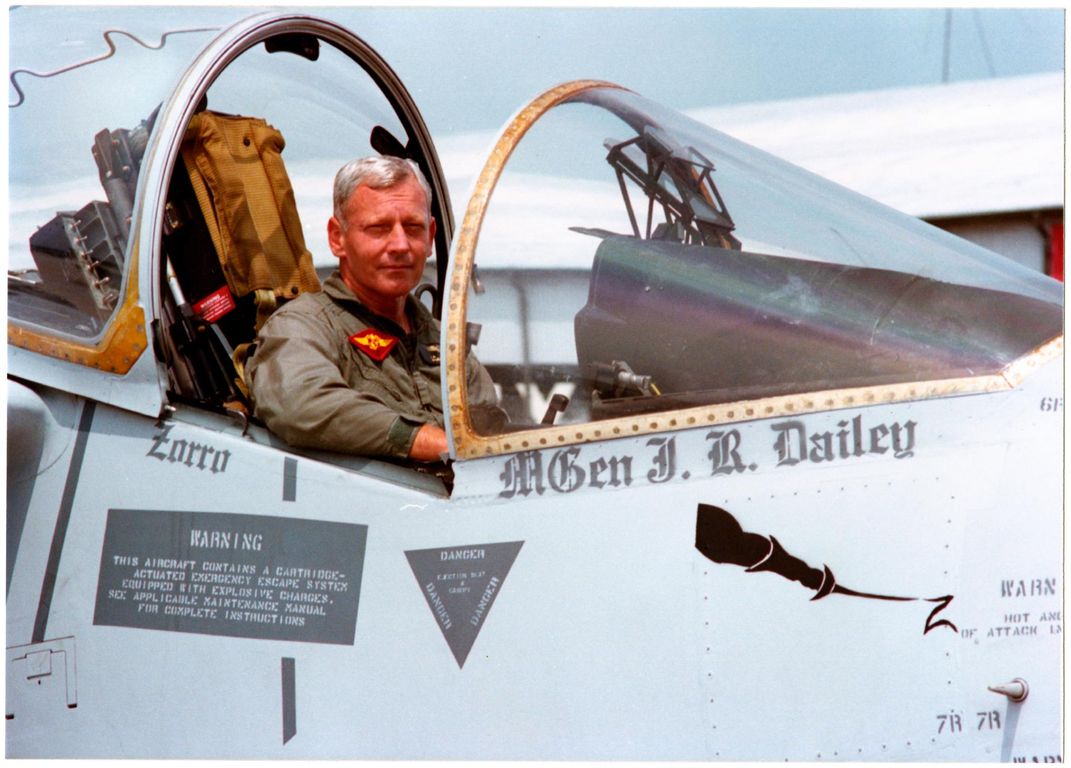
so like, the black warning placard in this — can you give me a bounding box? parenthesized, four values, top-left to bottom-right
(93, 509, 367, 645)
(405, 541, 523, 668)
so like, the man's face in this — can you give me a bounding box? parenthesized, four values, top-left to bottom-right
(328, 177, 436, 311)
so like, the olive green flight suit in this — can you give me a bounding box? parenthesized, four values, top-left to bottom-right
(247, 272, 499, 460)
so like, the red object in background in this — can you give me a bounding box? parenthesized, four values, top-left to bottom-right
(1047, 221, 1063, 281)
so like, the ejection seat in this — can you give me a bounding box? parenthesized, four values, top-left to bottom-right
(161, 107, 320, 409)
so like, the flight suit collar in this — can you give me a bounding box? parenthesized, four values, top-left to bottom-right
(321, 271, 435, 341)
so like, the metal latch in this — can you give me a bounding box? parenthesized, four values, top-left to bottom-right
(6, 637, 78, 719)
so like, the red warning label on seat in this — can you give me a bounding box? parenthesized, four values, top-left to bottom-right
(193, 286, 236, 323)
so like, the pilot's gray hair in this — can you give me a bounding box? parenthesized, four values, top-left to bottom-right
(333, 155, 433, 228)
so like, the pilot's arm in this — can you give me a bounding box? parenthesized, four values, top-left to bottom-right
(403, 355, 502, 459)
(247, 305, 445, 461)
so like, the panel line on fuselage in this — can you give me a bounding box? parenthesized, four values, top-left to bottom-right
(33, 399, 96, 643)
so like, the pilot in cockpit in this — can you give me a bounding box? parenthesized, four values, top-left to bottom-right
(245, 155, 501, 464)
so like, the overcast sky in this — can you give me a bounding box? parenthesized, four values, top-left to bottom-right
(6, 4, 1064, 272)
(7, 5, 1065, 139)
(350, 6, 1066, 136)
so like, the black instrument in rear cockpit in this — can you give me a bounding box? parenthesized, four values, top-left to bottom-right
(604, 125, 741, 250)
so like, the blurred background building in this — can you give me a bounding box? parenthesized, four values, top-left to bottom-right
(691, 72, 1063, 280)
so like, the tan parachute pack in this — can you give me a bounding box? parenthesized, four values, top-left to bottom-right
(180, 110, 321, 396)
(180, 110, 320, 329)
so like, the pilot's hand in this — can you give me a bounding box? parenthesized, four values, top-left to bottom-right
(409, 424, 449, 463)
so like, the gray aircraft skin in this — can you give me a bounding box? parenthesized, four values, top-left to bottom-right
(7, 10, 1064, 761)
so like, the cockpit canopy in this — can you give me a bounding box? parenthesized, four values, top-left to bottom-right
(8, 11, 452, 430)
(450, 85, 1062, 454)
(9, 12, 451, 346)
(7, 12, 1061, 466)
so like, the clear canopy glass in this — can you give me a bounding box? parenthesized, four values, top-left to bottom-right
(8, 10, 420, 341)
(465, 87, 1062, 433)
(8, 14, 222, 338)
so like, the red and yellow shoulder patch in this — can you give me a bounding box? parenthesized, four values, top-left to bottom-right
(348, 329, 398, 361)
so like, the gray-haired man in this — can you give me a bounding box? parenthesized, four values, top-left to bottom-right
(247, 156, 500, 463)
